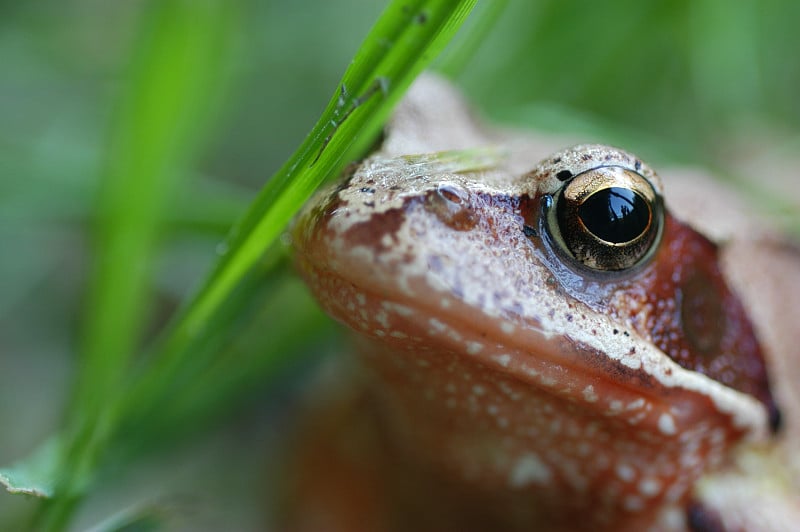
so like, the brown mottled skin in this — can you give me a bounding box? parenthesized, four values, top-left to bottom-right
(286, 76, 800, 531)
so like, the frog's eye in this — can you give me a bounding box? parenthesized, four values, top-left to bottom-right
(545, 166, 663, 271)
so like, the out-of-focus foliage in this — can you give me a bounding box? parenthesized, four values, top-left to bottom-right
(1, 0, 798, 530)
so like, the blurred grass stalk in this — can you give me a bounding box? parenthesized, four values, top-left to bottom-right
(28, 0, 479, 530)
(34, 0, 238, 529)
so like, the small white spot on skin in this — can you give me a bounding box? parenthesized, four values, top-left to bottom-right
(540, 376, 556, 387)
(381, 234, 393, 247)
(389, 331, 407, 339)
(498, 382, 522, 401)
(495, 354, 511, 367)
(626, 398, 646, 410)
(638, 477, 662, 497)
(472, 385, 485, 396)
(465, 342, 483, 355)
(509, 453, 552, 488)
(616, 463, 636, 482)
(582, 385, 598, 403)
(355, 293, 366, 306)
(710, 428, 726, 445)
(658, 413, 677, 435)
(487, 405, 499, 416)
(623, 495, 645, 512)
(381, 301, 414, 316)
(374, 329, 386, 337)
(447, 329, 463, 342)
(440, 298, 451, 308)
(375, 310, 390, 328)
(576, 442, 592, 457)
(658, 507, 686, 530)
(626, 411, 648, 425)
(665, 480, 688, 502)
(679, 453, 700, 469)
(609, 400, 624, 413)
(429, 318, 447, 332)
(500, 321, 515, 334)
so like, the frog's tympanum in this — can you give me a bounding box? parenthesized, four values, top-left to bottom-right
(288, 76, 800, 531)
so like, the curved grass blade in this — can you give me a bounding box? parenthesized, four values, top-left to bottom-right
(125, 0, 477, 428)
(27, 1, 238, 529)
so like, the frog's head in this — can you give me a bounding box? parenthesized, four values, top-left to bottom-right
(292, 76, 779, 525)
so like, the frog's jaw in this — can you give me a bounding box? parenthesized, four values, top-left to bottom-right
(293, 255, 747, 528)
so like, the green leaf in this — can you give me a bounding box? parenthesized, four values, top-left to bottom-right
(0, 438, 60, 498)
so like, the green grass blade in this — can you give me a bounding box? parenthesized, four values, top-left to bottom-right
(125, 0, 478, 421)
(33, 1, 237, 529)
(185, 0, 476, 338)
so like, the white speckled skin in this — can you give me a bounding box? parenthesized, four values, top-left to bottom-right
(288, 75, 800, 531)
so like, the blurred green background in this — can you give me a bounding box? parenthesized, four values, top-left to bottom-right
(1, 0, 798, 529)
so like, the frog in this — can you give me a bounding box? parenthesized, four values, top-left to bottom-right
(286, 74, 800, 531)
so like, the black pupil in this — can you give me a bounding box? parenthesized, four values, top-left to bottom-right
(578, 187, 650, 243)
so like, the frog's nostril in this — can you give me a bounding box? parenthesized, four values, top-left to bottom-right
(436, 183, 469, 205)
(425, 183, 478, 231)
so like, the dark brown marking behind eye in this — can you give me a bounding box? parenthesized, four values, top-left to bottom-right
(619, 214, 777, 413)
(681, 272, 725, 353)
